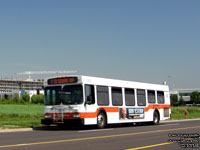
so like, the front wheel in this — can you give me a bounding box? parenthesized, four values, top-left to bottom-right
(97, 112, 107, 129)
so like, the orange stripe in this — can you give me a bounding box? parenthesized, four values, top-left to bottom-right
(99, 107, 119, 112)
(45, 105, 171, 119)
(81, 112, 97, 118)
(45, 107, 119, 119)
(83, 107, 119, 118)
(144, 104, 171, 112)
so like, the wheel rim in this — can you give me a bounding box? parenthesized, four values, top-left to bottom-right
(154, 113, 159, 124)
(98, 114, 105, 127)
(154, 115, 158, 123)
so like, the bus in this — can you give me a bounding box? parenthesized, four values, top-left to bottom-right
(41, 75, 171, 128)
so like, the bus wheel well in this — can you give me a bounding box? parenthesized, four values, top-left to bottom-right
(154, 109, 160, 118)
(153, 109, 160, 125)
(98, 109, 107, 119)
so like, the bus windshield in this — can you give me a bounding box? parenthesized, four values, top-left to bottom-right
(62, 85, 83, 105)
(45, 85, 83, 105)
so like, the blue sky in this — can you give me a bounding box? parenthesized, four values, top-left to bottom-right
(0, 0, 200, 89)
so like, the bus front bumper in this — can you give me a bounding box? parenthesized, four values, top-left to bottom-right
(41, 119, 84, 125)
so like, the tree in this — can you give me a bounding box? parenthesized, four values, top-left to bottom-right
(170, 94, 178, 106)
(31, 94, 44, 104)
(13, 94, 20, 103)
(179, 96, 186, 106)
(190, 91, 200, 104)
(22, 94, 30, 102)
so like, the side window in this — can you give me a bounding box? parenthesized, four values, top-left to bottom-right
(148, 90, 155, 104)
(157, 91, 165, 104)
(137, 89, 146, 106)
(97, 86, 109, 106)
(125, 88, 135, 106)
(85, 85, 95, 104)
(112, 87, 123, 106)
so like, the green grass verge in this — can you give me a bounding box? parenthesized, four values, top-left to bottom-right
(171, 106, 200, 120)
(0, 104, 44, 128)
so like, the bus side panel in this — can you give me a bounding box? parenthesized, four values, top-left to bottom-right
(144, 109, 154, 122)
(83, 106, 98, 125)
(159, 109, 164, 121)
(144, 107, 170, 122)
(84, 118, 97, 125)
(163, 91, 171, 120)
(107, 112, 120, 124)
(159, 109, 170, 121)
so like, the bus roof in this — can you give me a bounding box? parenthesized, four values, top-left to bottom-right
(46, 75, 169, 92)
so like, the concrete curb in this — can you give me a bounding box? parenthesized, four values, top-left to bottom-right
(161, 118, 200, 123)
(0, 128, 33, 133)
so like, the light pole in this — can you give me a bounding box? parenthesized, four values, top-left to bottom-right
(167, 75, 175, 91)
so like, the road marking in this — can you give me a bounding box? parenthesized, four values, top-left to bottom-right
(0, 126, 199, 148)
(126, 142, 173, 150)
(78, 128, 114, 132)
(158, 123, 179, 126)
(126, 135, 200, 150)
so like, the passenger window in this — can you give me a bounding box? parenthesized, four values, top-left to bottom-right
(112, 87, 123, 106)
(97, 86, 109, 106)
(125, 88, 135, 106)
(147, 90, 155, 103)
(85, 85, 95, 104)
(157, 91, 165, 104)
(137, 89, 146, 106)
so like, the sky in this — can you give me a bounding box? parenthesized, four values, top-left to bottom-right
(0, 0, 200, 89)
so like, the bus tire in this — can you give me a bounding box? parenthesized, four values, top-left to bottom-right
(153, 111, 160, 125)
(97, 112, 107, 129)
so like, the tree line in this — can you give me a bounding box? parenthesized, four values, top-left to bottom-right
(171, 91, 200, 106)
(0, 94, 44, 104)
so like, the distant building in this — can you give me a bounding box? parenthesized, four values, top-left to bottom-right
(0, 78, 44, 99)
(170, 89, 200, 104)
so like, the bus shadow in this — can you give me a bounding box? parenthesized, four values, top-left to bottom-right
(32, 122, 156, 131)
(32, 125, 98, 131)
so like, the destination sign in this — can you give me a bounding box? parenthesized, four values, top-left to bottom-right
(48, 77, 78, 85)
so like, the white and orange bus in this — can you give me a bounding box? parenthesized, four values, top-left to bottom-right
(41, 75, 171, 128)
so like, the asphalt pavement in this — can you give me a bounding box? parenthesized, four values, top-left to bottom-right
(0, 119, 200, 150)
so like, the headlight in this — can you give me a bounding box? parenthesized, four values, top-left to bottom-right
(44, 114, 51, 119)
(73, 114, 80, 118)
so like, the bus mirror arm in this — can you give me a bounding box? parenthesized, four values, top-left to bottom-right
(85, 96, 93, 105)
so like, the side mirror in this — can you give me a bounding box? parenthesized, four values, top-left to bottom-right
(86, 96, 93, 105)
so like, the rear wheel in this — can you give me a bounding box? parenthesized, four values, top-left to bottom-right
(153, 111, 160, 125)
(97, 112, 107, 129)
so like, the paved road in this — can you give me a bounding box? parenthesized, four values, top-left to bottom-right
(0, 120, 199, 150)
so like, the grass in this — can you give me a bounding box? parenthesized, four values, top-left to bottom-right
(0, 104, 44, 128)
(0, 104, 44, 115)
(171, 106, 200, 120)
